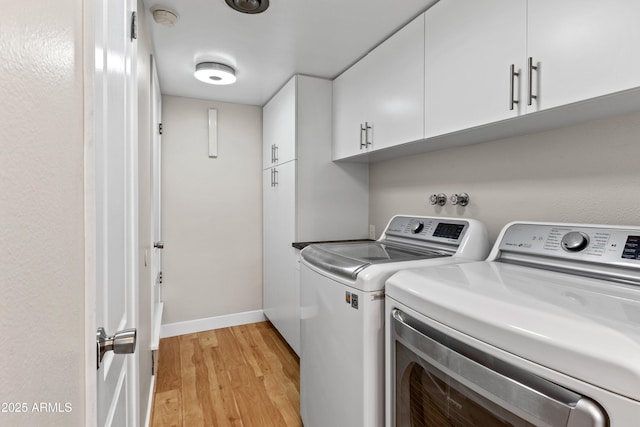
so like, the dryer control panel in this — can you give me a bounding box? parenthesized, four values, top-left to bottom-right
(497, 223, 640, 267)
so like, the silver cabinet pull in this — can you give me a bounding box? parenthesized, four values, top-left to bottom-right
(365, 122, 372, 147)
(509, 64, 520, 111)
(273, 168, 278, 187)
(270, 168, 275, 187)
(271, 144, 274, 163)
(360, 124, 366, 149)
(97, 327, 137, 369)
(154, 241, 164, 249)
(274, 144, 278, 163)
(528, 57, 538, 106)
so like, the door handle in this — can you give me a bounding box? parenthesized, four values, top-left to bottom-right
(154, 241, 164, 249)
(97, 327, 137, 369)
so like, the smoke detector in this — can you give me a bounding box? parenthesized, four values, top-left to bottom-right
(225, 0, 269, 14)
(151, 7, 179, 27)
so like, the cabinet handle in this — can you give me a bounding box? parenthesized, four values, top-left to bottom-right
(271, 144, 275, 163)
(270, 168, 275, 187)
(274, 144, 278, 163)
(365, 122, 372, 147)
(509, 64, 520, 111)
(273, 168, 278, 187)
(528, 57, 538, 106)
(360, 124, 366, 149)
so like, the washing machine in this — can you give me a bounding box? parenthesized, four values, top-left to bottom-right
(299, 215, 490, 427)
(386, 221, 640, 426)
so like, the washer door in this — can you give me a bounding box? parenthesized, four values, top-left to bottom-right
(390, 309, 608, 427)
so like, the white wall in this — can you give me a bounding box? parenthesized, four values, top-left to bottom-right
(370, 111, 640, 243)
(161, 96, 263, 324)
(0, 0, 85, 425)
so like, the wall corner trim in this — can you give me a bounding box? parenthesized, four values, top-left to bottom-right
(159, 309, 267, 338)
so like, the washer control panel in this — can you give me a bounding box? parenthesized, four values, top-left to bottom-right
(384, 216, 468, 245)
(498, 223, 640, 265)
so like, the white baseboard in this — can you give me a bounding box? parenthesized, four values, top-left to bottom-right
(159, 309, 267, 338)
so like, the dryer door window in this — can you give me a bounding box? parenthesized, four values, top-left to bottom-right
(390, 309, 608, 427)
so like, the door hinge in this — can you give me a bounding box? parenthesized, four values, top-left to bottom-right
(130, 11, 138, 41)
(152, 351, 156, 376)
(158, 123, 163, 135)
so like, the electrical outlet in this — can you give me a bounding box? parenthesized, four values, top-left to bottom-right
(369, 224, 376, 240)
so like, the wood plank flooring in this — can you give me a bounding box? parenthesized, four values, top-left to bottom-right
(151, 321, 303, 427)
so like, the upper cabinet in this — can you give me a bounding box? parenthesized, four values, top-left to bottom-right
(333, 14, 425, 160)
(527, 0, 640, 111)
(333, 0, 640, 162)
(424, 0, 526, 137)
(425, 0, 640, 139)
(263, 78, 296, 169)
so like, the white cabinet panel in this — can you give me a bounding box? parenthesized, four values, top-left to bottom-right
(333, 14, 425, 160)
(424, 0, 640, 139)
(263, 77, 296, 169)
(368, 13, 425, 151)
(263, 161, 299, 354)
(527, 0, 640, 112)
(425, 0, 526, 137)
(332, 60, 370, 159)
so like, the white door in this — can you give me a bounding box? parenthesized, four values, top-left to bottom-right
(150, 56, 164, 350)
(93, 0, 139, 425)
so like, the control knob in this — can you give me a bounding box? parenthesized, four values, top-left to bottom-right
(411, 221, 424, 234)
(561, 231, 590, 252)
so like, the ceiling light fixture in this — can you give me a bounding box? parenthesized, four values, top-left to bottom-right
(225, 0, 269, 14)
(194, 62, 237, 85)
(151, 7, 178, 27)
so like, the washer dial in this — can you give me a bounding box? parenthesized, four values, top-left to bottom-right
(561, 231, 590, 252)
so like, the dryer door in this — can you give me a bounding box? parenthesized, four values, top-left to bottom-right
(390, 309, 608, 427)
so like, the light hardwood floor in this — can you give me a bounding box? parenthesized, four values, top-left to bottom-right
(151, 321, 303, 427)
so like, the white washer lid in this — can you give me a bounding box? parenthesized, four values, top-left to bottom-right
(386, 261, 640, 400)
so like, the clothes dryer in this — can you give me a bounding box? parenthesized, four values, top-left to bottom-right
(386, 222, 640, 426)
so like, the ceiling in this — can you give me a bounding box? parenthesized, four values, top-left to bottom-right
(141, 0, 438, 106)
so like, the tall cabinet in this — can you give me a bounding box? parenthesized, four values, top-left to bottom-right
(263, 75, 369, 355)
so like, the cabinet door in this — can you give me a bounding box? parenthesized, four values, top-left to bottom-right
(263, 76, 296, 168)
(425, 0, 526, 138)
(367, 13, 425, 150)
(263, 161, 300, 354)
(333, 60, 370, 160)
(262, 168, 277, 319)
(527, 0, 640, 112)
